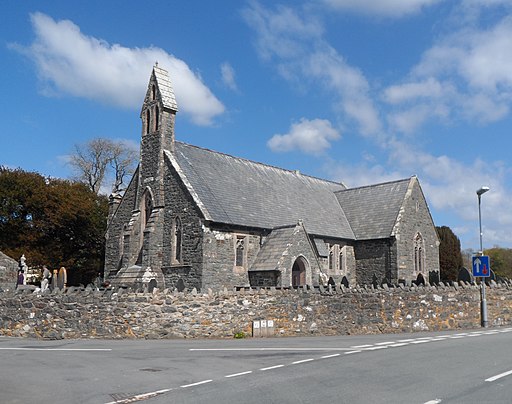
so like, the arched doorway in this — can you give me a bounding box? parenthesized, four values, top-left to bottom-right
(291, 256, 308, 287)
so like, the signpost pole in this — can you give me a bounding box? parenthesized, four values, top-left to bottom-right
(477, 187, 489, 328)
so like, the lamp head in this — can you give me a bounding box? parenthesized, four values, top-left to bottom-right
(477, 186, 490, 196)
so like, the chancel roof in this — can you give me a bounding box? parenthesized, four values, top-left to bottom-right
(166, 142, 355, 239)
(334, 178, 412, 240)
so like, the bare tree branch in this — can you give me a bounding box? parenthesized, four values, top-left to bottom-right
(69, 138, 137, 195)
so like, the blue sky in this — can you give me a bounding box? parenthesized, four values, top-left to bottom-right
(1, 0, 512, 250)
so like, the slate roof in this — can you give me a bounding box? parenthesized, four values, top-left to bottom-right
(334, 178, 412, 240)
(153, 65, 178, 111)
(250, 226, 297, 271)
(167, 142, 355, 239)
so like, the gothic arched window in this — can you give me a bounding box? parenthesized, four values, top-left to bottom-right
(173, 216, 182, 264)
(155, 105, 159, 131)
(414, 233, 424, 274)
(146, 109, 151, 134)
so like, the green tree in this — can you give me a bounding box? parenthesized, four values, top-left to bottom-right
(0, 167, 108, 285)
(436, 226, 463, 282)
(485, 247, 512, 280)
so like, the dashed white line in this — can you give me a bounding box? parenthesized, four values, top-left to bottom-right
(292, 358, 315, 364)
(260, 364, 285, 371)
(363, 346, 388, 351)
(375, 341, 396, 346)
(351, 344, 373, 348)
(104, 389, 171, 404)
(180, 380, 213, 388)
(389, 343, 409, 347)
(189, 347, 352, 351)
(424, 399, 442, 404)
(398, 339, 415, 343)
(485, 370, 512, 382)
(345, 350, 362, 355)
(225, 371, 252, 378)
(321, 353, 341, 359)
(0, 347, 112, 351)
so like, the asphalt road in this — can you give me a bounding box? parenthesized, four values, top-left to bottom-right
(1, 327, 512, 404)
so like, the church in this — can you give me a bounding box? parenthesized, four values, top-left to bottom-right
(104, 65, 440, 291)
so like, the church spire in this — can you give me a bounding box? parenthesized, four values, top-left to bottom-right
(140, 64, 178, 153)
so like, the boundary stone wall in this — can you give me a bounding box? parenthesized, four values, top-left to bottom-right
(1, 282, 511, 339)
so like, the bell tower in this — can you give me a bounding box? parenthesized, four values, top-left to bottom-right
(139, 63, 178, 207)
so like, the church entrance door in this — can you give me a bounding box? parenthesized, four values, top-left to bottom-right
(291, 256, 307, 287)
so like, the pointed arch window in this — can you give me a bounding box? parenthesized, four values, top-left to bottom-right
(144, 194, 153, 225)
(339, 247, 344, 272)
(172, 216, 182, 264)
(146, 109, 151, 134)
(414, 233, 424, 274)
(151, 84, 156, 100)
(235, 235, 246, 268)
(328, 244, 335, 271)
(154, 105, 159, 131)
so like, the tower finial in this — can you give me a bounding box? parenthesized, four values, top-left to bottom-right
(155, 61, 158, 67)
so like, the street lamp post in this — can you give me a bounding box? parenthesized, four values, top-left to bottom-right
(477, 186, 489, 328)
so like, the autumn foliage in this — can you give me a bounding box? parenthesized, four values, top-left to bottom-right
(0, 167, 108, 285)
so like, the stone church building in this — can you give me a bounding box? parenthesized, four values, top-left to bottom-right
(104, 65, 440, 291)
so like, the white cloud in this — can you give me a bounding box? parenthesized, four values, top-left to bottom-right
(242, 1, 324, 62)
(220, 62, 238, 91)
(322, 0, 445, 17)
(325, 139, 512, 247)
(383, 78, 446, 104)
(13, 12, 224, 126)
(382, 12, 512, 131)
(244, 3, 382, 139)
(267, 118, 340, 155)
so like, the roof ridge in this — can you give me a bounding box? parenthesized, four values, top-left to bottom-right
(175, 141, 344, 187)
(336, 176, 414, 193)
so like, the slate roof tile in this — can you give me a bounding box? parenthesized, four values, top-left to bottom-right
(334, 178, 411, 240)
(171, 142, 355, 239)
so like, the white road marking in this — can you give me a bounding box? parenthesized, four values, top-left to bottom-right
(225, 371, 252, 378)
(375, 341, 396, 345)
(363, 346, 388, 351)
(180, 380, 213, 388)
(424, 399, 442, 404)
(485, 370, 512, 382)
(292, 358, 314, 364)
(397, 339, 415, 342)
(104, 389, 171, 404)
(321, 353, 341, 359)
(260, 364, 285, 371)
(0, 347, 112, 351)
(448, 336, 465, 339)
(345, 350, 362, 355)
(351, 344, 373, 348)
(389, 343, 409, 347)
(410, 340, 431, 344)
(189, 347, 352, 351)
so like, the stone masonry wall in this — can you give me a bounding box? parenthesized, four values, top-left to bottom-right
(354, 239, 392, 285)
(1, 282, 511, 339)
(395, 179, 440, 281)
(162, 160, 205, 291)
(0, 251, 18, 291)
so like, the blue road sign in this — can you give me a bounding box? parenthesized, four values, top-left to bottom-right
(472, 255, 491, 277)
